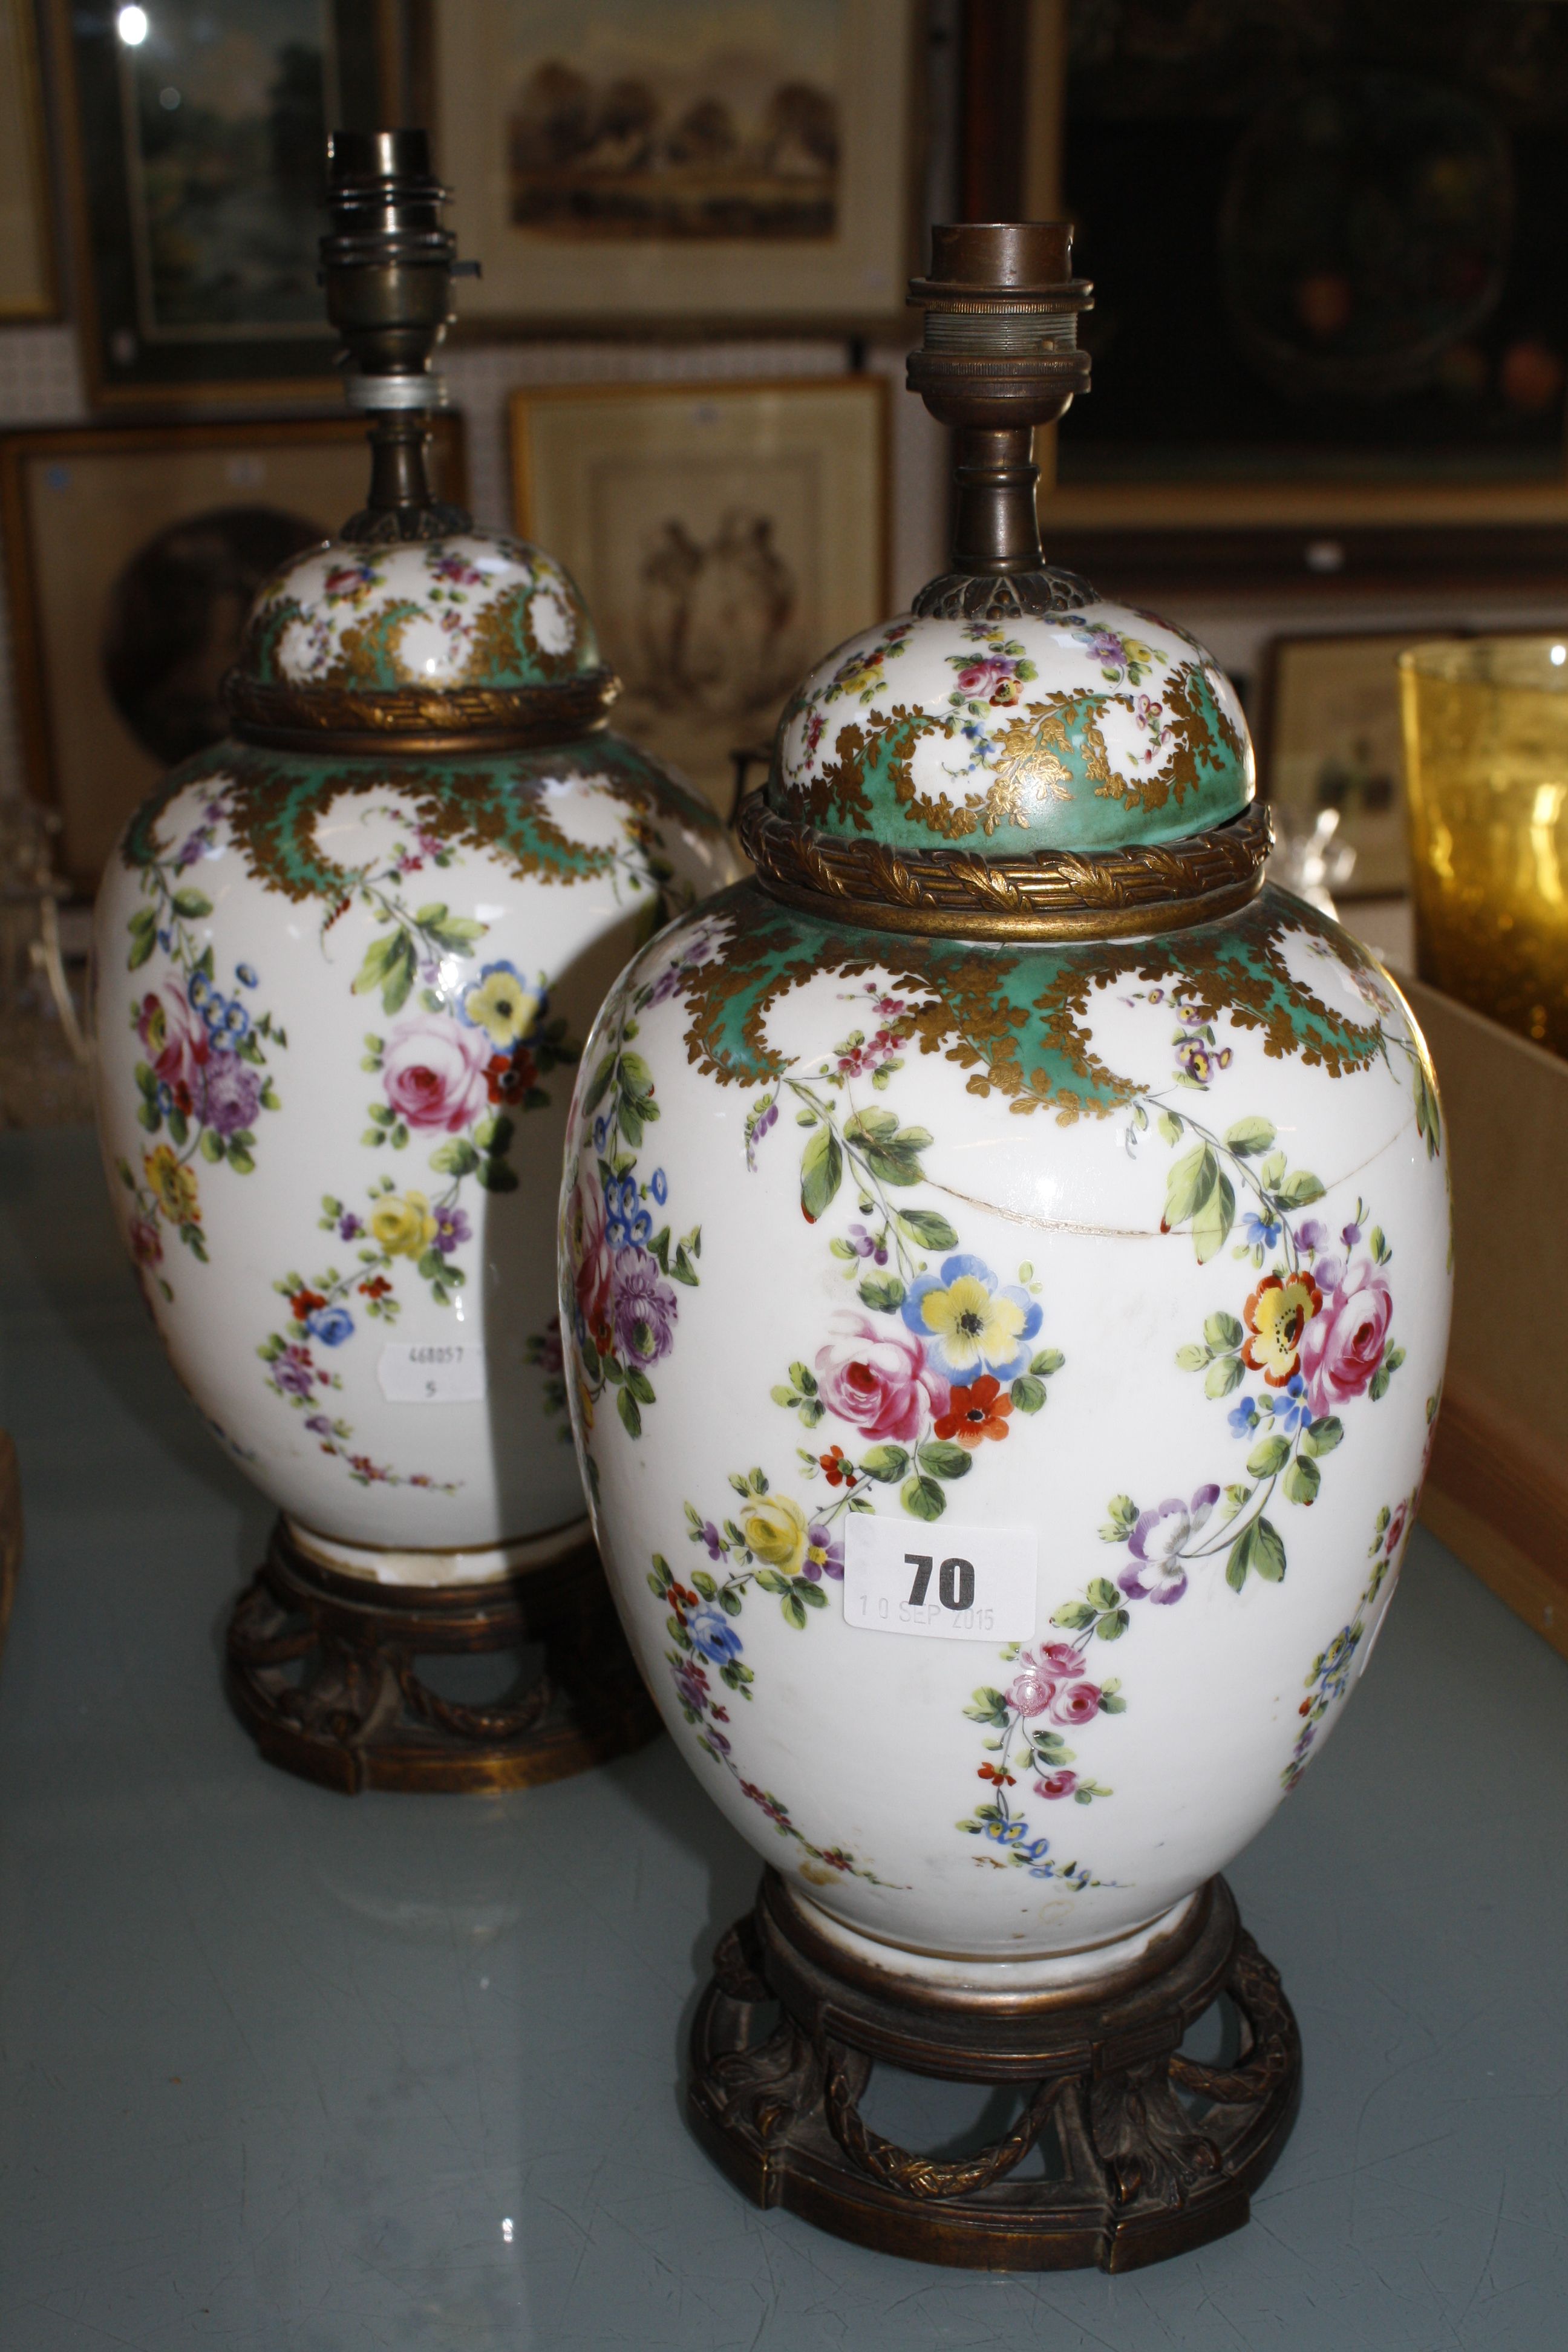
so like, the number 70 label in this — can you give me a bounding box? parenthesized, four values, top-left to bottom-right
(842, 1518, 1037, 1642)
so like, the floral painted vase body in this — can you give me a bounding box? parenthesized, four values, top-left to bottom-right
(94, 529, 730, 1582)
(562, 575, 1451, 1962)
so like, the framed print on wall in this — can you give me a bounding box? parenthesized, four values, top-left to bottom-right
(438, 0, 919, 333)
(1259, 631, 1448, 898)
(511, 376, 887, 811)
(0, 414, 466, 893)
(1034, 0, 1568, 531)
(0, 0, 58, 319)
(52, 0, 395, 404)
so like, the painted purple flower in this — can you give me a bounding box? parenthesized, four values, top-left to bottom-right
(272, 1345, 316, 1399)
(338, 1212, 364, 1241)
(802, 1524, 844, 1582)
(1295, 1218, 1329, 1256)
(611, 1250, 678, 1368)
(672, 1657, 711, 1716)
(1119, 1486, 1220, 1605)
(847, 1222, 888, 1265)
(304, 1413, 333, 1436)
(197, 1054, 261, 1138)
(697, 1520, 725, 1561)
(1176, 1034, 1232, 1087)
(434, 1204, 471, 1256)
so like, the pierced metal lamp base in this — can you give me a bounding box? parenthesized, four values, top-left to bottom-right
(688, 1871, 1299, 2272)
(226, 1517, 659, 1794)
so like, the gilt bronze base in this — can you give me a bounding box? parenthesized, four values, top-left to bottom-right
(226, 1517, 659, 1794)
(688, 1871, 1299, 2271)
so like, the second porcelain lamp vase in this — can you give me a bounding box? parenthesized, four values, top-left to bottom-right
(561, 227, 1452, 2268)
(91, 133, 728, 1791)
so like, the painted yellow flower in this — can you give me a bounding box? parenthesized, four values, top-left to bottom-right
(1241, 1271, 1322, 1387)
(742, 1494, 809, 1576)
(370, 1190, 438, 1258)
(144, 1145, 200, 1227)
(460, 961, 542, 1051)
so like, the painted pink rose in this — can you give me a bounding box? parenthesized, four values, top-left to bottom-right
(1299, 1259, 1391, 1413)
(381, 1013, 490, 1134)
(814, 1313, 949, 1445)
(1006, 1642, 1085, 1719)
(1034, 1769, 1078, 1800)
(567, 1168, 613, 1345)
(1383, 1500, 1409, 1558)
(136, 984, 207, 1099)
(1051, 1681, 1103, 1727)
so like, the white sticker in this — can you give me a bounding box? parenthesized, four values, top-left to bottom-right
(377, 1342, 487, 1404)
(842, 1518, 1037, 1642)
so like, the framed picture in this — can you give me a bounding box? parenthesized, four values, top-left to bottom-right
(1, 414, 466, 893)
(51, 0, 396, 405)
(0, 0, 57, 319)
(1259, 632, 1447, 898)
(1032, 0, 1568, 529)
(510, 376, 888, 811)
(436, 0, 920, 333)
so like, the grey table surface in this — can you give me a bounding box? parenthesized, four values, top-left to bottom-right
(1, 1125, 1564, 2352)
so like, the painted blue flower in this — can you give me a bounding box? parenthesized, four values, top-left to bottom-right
(687, 1604, 743, 1667)
(305, 1305, 354, 1347)
(189, 971, 212, 1010)
(1273, 1375, 1312, 1438)
(605, 1174, 653, 1253)
(223, 999, 250, 1041)
(1241, 1208, 1281, 1252)
(1228, 1393, 1261, 1439)
(901, 1253, 1041, 1381)
(649, 1167, 668, 1206)
(236, 964, 258, 988)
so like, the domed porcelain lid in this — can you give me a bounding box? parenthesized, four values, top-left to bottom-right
(240, 531, 601, 696)
(768, 592, 1253, 855)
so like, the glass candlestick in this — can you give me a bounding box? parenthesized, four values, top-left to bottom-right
(1400, 636, 1568, 1055)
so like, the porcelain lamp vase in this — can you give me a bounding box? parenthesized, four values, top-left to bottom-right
(561, 234, 1452, 1987)
(90, 137, 730, 1774)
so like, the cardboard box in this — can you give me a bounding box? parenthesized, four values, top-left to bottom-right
(1400, 978, 1568, 1658)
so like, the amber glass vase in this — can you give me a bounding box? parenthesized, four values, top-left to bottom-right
(1400, 636, 1568, 1056)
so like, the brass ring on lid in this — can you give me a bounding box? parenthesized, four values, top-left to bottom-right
(739, 796, 1273, 942)
(223, 666, 621, 756)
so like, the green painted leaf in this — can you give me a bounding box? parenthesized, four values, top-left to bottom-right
(900, 1472, 946, 1521)
(429, 1138, 480, 1177)
(1175, 1344, 1209, 1372)
(843, 1107, 897, 1142)
(859, 1445, 909, 1482)
(800, 1125, 843, 1223)
(1009, 1374, 1046, 1413)
(171, 888, 212, 920)
(1204, 1353, 1245, 1399)
(1246, 1434, 1290, 1478)
(1224, 1116, 1276, 1157)
(1163, 1143, 1217, 1228)
(1204, 1312, 1244, 1351)
(858, 1273, 906, 1313)
(1096, 1611, 1129, 1641)
(198, 1128, 224, 1163)
(1302, 1415, 1343, 1456)
(1283, 1455, 1320, 1506)
(625, 1368, 655, 1405)
(1086, 1577, 1120, 1611)
(1252, 1517, 1286, 1579)
(782, 1592, 808, 1630)
(1030, 1347, 1065, 1377)
(916, 1440, 972, 1482)
(1190, 1171, 1235, 1264)
(795, 1579, 829, 1609)
(616, 1385, 642, 1440)
(1052, 1601, 1097, 1631)
(1275, 1169, 1325, 1206)
(582, 1054, 616, 1116)
(895, 1207, 959, 1250)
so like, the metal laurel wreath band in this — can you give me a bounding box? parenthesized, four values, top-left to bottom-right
(739, 795, 1274, 942)
(223, 667, 622, 754)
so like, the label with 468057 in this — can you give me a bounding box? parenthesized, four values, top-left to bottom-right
(841, 1517, 1037, 1642)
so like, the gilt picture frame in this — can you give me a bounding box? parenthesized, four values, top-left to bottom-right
(0, 0, 58, 321)
(437, 0, 921, 335)
(510, 375, 888, 812)
(0, 414, 466, 893)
